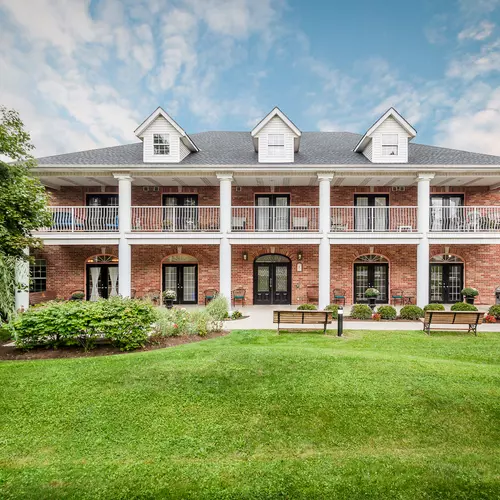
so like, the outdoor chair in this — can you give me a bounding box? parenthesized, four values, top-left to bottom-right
(232, 217, 246, 231)
(306, 285, 319, 304)
(391, 289, 404, 306)
(232, 288, 246, 307)
(204, 288, 218, 305)
(332, 288, 346, 306)
(52, 211, 84, 231)
(292, 216, 309, 231)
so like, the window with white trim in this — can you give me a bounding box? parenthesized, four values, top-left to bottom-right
(268, 134, 285, 157)
(153, 134, 170, 155)
(29, 259, 46, 292)
(381, 134, 398, 156)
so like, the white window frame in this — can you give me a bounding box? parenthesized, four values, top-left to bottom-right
(381, 134, 399, 156)
(153, 134, 170, 155)
(268, 134, 285, 157)
(29, 259, 47, 293)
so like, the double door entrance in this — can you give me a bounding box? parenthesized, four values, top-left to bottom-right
(163, 264, 198, 304)
(429, 263, 464, 303)
(86, 264, 119, 300)
(354, 263, 388, 303)
(253, 255, 291, 304)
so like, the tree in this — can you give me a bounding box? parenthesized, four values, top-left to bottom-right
(0, 106, 50, 260)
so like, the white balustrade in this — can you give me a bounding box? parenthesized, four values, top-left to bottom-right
(330, 206, 418, 232)
(40, 206, 119, 232)
(430, 206, 500, 232)
(131, 206, 220, 232)
(231, 206, 319, 232)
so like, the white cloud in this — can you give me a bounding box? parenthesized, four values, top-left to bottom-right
(447, 39, 500, 79)
(458, 21, 495, 41)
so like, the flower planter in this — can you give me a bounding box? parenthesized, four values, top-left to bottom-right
(368, 298, 376, 310)
(164, 298, 174, 309)
(465, 297, 475, 305)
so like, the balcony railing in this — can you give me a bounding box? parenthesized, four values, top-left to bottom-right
(40, 206, 119, 232)
(430, 206, 500, 232)
(131, 206, 220, 232)
(231, 206, 319, 232)
(330, 206, 418, 232)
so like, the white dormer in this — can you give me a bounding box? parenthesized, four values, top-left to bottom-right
(134, 107, 198, 163)
(353, 108, 416, 163)
(251, 107, 301, 163)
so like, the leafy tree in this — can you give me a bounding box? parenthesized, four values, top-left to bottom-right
(0, 105, 50, 260)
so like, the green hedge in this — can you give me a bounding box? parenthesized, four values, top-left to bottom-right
(423, 303, 445, 311)
(451, 302, 478, 312)
(488, 305, 500, 319)
(350, 304, 372, 320)
(377, 305, 397, 320)
(399, 305, 424, 320)
(324, 304, 339, 319)
(297, 304, 317, 310)
(10, 297, 156, 351)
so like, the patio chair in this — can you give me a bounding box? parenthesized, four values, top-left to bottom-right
(391, 289, 404, 306)
(292, 216, 309, 231)
(204, 288, 218, 305)
(330, 216, 348, 232)
(232, 216, 246, 231)
(232, 288, 246, 307)
(332, 288, 346, 306)
(52, 211, 84, 231)
(307, 285, 319, 304)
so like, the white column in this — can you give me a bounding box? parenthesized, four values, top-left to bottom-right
(217, 173, 233, 301)
(416, 173, 434, 307)
(318, 174, 334, 309)
(114, 174, 133, 297)
(15, 249, 30, 312)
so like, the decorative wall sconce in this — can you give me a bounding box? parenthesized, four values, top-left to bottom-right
(297, 250, 303, 261)
(297, 262, 303, 272)
(242, 251, 248, 261)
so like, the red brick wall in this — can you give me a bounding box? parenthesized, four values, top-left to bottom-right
(47, 187, 118, 206)
(332, 187, 418, 206)
(132, 186, 219, 206)
(233, 187, 319, 206)
(231, 245, 319, 304)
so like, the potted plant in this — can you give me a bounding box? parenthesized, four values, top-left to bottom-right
(70, 291, 85, 301)
(162, 290, 176, 309)
(461, 287, 479, 305)
(364, 288, 380, 310)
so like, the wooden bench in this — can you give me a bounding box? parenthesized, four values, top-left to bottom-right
(421, 311, 484, 335)
(273, 310, 333, 334)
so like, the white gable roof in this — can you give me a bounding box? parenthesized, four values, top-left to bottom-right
(354, 107, 416, 153)
(134, 107, 199, 152)
(251, 107, 301, 152)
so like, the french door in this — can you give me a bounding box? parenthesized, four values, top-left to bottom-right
(429, 264, 463, 303)
(86, 264, 119, 300)
(162, 195, 198, 231)
(254, 262, 291, 305)
(354, 263, 388, 303)
(430, 195, 464, 231)
(354, 195, 389, 231)
(255, 195, 290, 232)
(86, 194, 119, 231)
(163, 264, 198, 304)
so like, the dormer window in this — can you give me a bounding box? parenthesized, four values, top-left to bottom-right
(382, 134, 399, 156)
(153, 133, 170, 155)
(268, 134, 284, 157)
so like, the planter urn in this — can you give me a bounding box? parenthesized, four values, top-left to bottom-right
(465, 296, 475, 305)
(368, 298, 376, 310)
(164, 298, 174, 309)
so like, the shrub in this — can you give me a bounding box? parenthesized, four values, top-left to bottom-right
(364, 288, 380, 298)
(297, 304, 317, 310)
(187, 309, 220, 336)
(372, 313, 381, 321)
(377, 305, 397, 320)
(488, 305, 500, 319)
(324, 304, 339, 319)
(155, 307, 190, 337)
(423, 303, 445, 312)
(70, 292, 85, 301)
(350, 304, 372, 320)
(206, 294, 229, 321)
(11, 297, 156, 351)
(399, 305, 424, 320)
(231, 310, 243, 320)
(484, 314, 496, 323)
(461, 287, 479, 297)
(451, 302, 478, 311)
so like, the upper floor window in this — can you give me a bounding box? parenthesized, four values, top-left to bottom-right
(153, 134, 170, 155)
(268, 134, 285, 156)
(30, 259, 46, 292)
(381, 134, 398, 156)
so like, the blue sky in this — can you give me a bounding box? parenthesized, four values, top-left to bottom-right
(1, 0, 500, 157)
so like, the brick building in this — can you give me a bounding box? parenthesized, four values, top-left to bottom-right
(18, 106, 500, 309)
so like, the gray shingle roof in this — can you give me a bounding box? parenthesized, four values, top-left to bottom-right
(36, 131, 500, 166)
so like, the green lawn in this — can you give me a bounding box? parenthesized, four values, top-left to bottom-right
(1, 330, 499, 499)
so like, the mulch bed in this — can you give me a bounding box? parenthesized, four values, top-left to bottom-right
(0, 331, 229, 361)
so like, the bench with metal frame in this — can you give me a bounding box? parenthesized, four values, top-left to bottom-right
(421, 311, 484, 335)
(273, 310, 333, 334)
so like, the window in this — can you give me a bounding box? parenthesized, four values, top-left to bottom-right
(29, 259, 46, 292)
(382, 134, 398, 156)
(268, 134, 285, 156)
(153, 134, 170, 155)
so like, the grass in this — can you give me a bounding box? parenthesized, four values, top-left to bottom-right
(1, 329, 499, 499)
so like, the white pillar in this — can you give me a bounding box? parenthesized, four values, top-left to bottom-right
(318, 174, 334, 309)
(15, 249, 30, 312)
(114, 174, 133, 297)
(416, 173, 434, 307)
(217, 173, 233, 301)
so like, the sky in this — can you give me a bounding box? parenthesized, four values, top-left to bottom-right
(1, 0, 500, 158)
